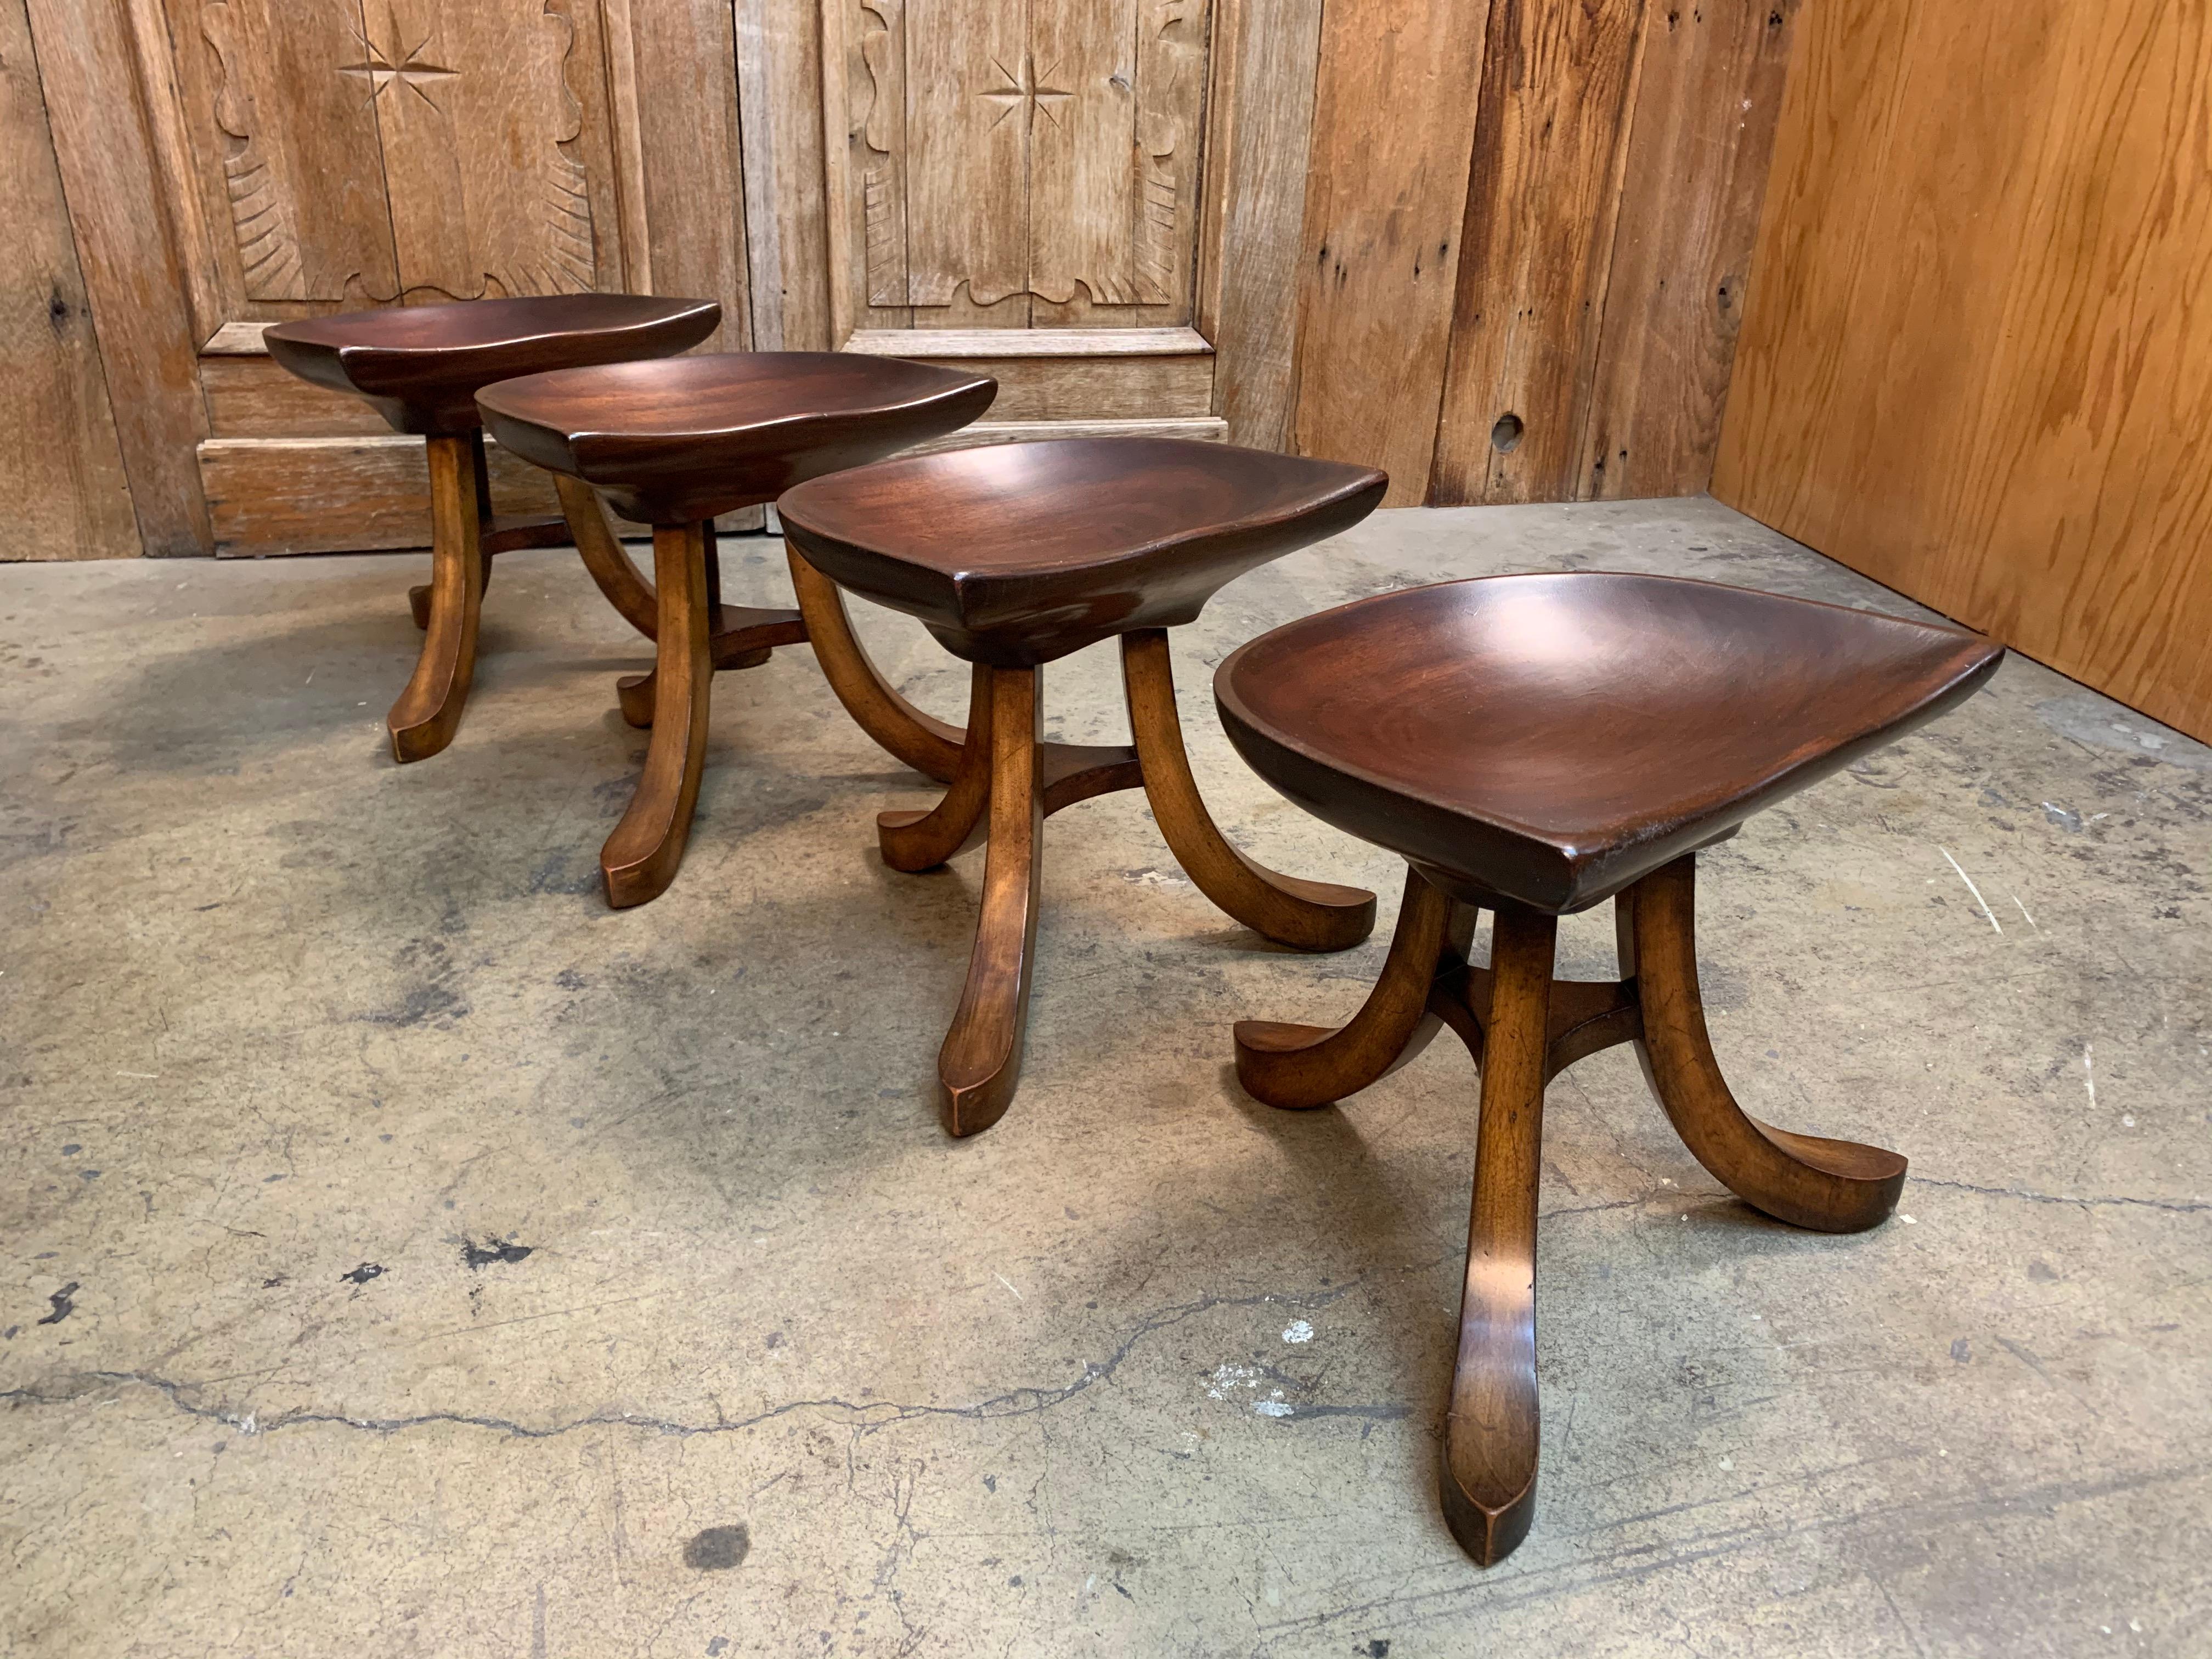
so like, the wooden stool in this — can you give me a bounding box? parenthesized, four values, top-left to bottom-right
(777, 437, 1389, 1137)
(1214, 572, 2004, 1564)
(265, 295, 720, 763)
(476, 352, 996, 907)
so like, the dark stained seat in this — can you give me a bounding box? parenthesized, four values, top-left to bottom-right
(264, 294, 720, 436)
(476, 352, 997, 524)
(776, 437, 1387, 666)
(1218, 570, 2004, 1568)
(1215, 572, 2004, 913)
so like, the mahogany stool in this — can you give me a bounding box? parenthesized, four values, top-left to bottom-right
(1214, 573, 2004, 1565)
(264, 295, 721, 762)
(476, 352, 995, 907)
(776, 437, 1389, 1137)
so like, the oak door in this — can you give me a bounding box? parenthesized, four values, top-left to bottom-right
(809, 0, 1318, 456)
(139, 0, 753, 553)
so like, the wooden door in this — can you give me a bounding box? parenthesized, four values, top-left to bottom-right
(808, 0, 1316, 453)
(122, 0, 753, 554)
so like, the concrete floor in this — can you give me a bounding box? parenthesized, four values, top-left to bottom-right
(2, 499, 2208, 1658)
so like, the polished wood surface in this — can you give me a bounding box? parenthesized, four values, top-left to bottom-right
(476, 352, 996, 524)
(1216, 573, 2001, 912)
(601, 522, 715, 909)
(384, 434, 483, 763)
(786, 549, 966, 783)
(1121, 629, 1373, 951)
(1713, 0, 2212, 742)
(777, 438, 1386, 667)
(264, 296, 720, 436)
(936, 668, 1046, 1137)
(1235, 852, 1911, 1564)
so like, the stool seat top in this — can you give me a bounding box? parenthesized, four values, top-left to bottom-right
(1215, 573, 2003, 913)
(777, 438, 1386, 667)
(476, 352, 996, 524)
(264, 294, 719, 437)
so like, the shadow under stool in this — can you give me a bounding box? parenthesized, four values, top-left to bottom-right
(776, 436, 1389, 1138)
(263, 294, 720, 762)
(1214, 572, 2004, 1565)
(476, 351, 996, 907)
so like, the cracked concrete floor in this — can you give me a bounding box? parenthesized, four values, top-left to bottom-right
(3, 498, 2208, 1658)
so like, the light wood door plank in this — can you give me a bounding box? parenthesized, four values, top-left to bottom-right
(0, 0, 138, 559)
(1292, 0, 1494, 505)
(24, 0, 210, 554)
(1430, 0, 1646, 506)
(1580, 0, 1798, 501)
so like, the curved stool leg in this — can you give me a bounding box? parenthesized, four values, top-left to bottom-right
(1120, 629, 1376, 951)
(1620, 856, 1906, 1232)
(938, 667, 1042, 1138)
(554, 473, 657, 640)
(1442, 907, 1555, 1566)
(880, 665, 995, 872)
(788, 547, 964, 783)
(409, 435, 496, 629)
(600, 522, 713, 908)
(388, 435, 484, 763)
(1235, 868, 1473, 1108)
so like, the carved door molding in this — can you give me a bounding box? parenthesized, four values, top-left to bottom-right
(828, 0, 1207, 328)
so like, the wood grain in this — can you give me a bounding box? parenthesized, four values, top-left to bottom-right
(1430, 0, 1645, 505)
(845, 328, 1212, 420)
(24, 0, 210, 554)
(1194, 0, 1324, 450)
(1293, 0, 1494, 505)
(1582, 0, 1797, 500)
(1715, 0, 2212, 741)
(614, 0, 752, 350)
(0, 0, 138, 560)
(199, 435, 561, 556)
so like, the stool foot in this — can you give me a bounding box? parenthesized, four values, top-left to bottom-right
(789, 547, 965, 783)
(1620, 857, 1906, 1232)
(388, 435, 485, 763)
(1235, 869, 1472, 1108)
(1440, 909, 1552, 1566)
(1121, 630, 1375, 951)
(601, 522, 713, 908)
(882, 665, 995, 872)
(938, 668, 1042, 1137)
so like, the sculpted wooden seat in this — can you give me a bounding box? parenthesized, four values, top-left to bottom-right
(1216, 572, 2004, 1566)
(477, 352, 996, 907)
(778, 437, 1389, 1137)
(265, 295, 719, 763)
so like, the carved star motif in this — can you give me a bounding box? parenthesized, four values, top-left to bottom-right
(980, 53, 1072, 132)
(340, 31, 459, 109)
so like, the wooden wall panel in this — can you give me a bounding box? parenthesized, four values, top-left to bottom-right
(22, 0, 210, 555)
(1293, 0, 1494, 505)
(1582, 0, 1797, 500)
(1195, 0, 1325, 450)
(614, 0, 752, 350)
(1716, 0, 2212, 742)
(1430, 0, 1645, 505)
(1, 0, 138, 560)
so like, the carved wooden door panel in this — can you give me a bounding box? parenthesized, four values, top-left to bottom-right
(821, 0, 1233, 446)
(131, 0, 751, 552)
